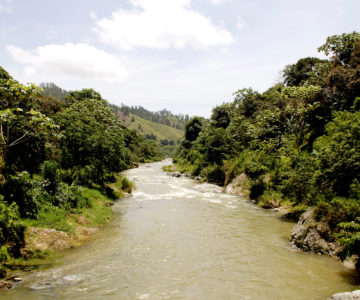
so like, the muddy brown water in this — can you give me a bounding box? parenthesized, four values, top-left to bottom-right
(1, 160, 358, 299)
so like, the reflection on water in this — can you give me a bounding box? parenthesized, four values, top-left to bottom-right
(1, 160, 357, 299)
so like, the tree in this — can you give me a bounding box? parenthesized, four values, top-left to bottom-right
(0, 80, 58, 180)
(56, 89, 129, 185)
(184, 117, 203, 142)
(232, 88, 262, 118)
(322, 38, 360, 111)
(283, 57, 327, 87)
(211, 105, 230, 129)
(313, 111, 360, 197)
(318, 31, 360, 66)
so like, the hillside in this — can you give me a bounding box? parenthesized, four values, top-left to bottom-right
(113, 108, 184, 144)
(125, 114, 183, 142)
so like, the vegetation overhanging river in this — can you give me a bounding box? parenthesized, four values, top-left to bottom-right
(1, 160, 358, 299)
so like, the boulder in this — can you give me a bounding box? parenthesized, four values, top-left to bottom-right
(328, 290, 360, 299)
(290, 207, 341, 256)
(225, 173, 249, 196)
(193, 183, 223, 193)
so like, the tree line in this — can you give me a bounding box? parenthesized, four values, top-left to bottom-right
(174, 32, 360, 268)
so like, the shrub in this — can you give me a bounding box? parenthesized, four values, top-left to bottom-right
(200, 164, 226, 185)
(3, 172, 40, 218)
(41, 160, 61, 195)
(244, 161, 267, 179)
(0, 201, 25, 257)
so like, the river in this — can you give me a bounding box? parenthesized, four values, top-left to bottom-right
(1, 160, 357, 299)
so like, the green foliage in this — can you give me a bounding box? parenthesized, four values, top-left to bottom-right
(56, 90, 130, 185)
(0, 201, 25, 257)
(41, 160, 61, 196)
(337, 218, 360, 269)
(232, 88, 262, 118)
(0, 246, 10, 263)
(3, 172, 40, 218)
(184, 117, 203, 142)
(200, 164, 225, 185)
(211, 105, 230, 129)
(313, 111, 360, 197)
(283, 57, 327, 86)
(318, 31, 360, 65)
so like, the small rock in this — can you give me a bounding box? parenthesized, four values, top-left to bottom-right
(328, 290, 360, 299)
(0, 280, 12, 290)
(170, 172, 181, 178)
(13, 278, 23, 282)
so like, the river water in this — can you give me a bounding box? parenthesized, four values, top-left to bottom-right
(1, 160, 358, 299)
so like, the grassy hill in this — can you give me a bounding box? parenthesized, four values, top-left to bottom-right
(122, 113, 183, 142)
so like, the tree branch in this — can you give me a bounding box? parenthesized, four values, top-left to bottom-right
(9, 131, 29, 147)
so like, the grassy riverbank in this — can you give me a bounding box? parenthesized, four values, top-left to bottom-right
(0, 174, 134, 286)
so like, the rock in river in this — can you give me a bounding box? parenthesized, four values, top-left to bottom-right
(328, 290, 360, 299)
(290, 207, 341, 256)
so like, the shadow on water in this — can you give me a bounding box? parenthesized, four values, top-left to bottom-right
(338, 269, 360, 286)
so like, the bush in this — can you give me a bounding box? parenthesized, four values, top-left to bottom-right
(200, 164, 226, 185)
(3, 172, 40, 218)
(0, 201, 25, 257)
(54, 183, 84, 209)
(244, 161, 267, 179)
(41, 160, 61, 195)
(119, 176, 133, 193)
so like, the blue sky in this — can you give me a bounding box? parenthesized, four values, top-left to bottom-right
(0, 0, 359, 116)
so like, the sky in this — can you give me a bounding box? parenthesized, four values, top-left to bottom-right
(0, 0, 359, 117)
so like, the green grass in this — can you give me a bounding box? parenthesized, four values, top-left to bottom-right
(123, 113, 183, 141)
(23, 187, 114, 236)
(23, 205, 75, 235)
(78, 187, 114, 227)
(162, 165, 178, 172)
(5, 250, 60, 272)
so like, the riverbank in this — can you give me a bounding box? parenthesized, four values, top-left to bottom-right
(0, 174, 134, 290)
(164, 164, 358, 266)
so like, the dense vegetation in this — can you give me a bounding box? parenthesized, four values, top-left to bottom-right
(0, 68, 163, 272)
(174, 32, 360, 267)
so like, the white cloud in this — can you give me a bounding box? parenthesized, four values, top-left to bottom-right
(93, 0, 234, 50)
(236, 16, 245, 29)
(209, 0, 227, 4)
(6, 43, 128, 82)
(0, 0, 12, 13)
(89, 11, 97, 20)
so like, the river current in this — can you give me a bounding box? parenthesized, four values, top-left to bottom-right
(1, 160, 357, 299)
